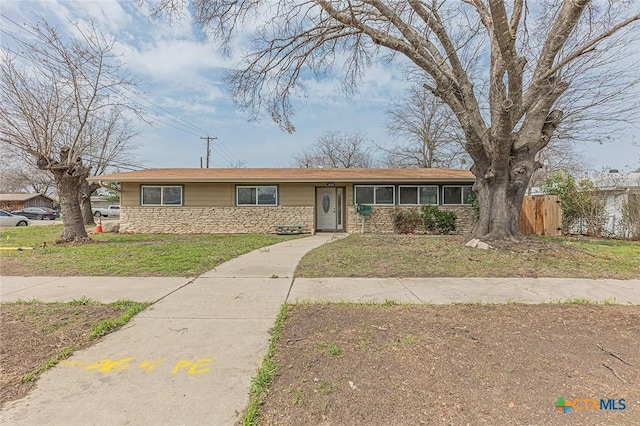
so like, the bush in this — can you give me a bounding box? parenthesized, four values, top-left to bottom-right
(421, 205, 457, 234)
(621, 194, 640, 240)
(392, 208, 423, 234)
(541, 171, 606, 236)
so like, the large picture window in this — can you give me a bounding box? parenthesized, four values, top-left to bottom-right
(141, 185, 183, 206)
(443, 185, 474, 205)
(237, 185, 278, 206)
(354, 185, 395, 205)
(398, 185, 438, 205)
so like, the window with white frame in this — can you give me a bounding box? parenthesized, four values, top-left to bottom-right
(236, 185, 278, 206)
(141, 185, 183, 206)
(442, 185, 474, 205)
(398, 185, 439, 205)
(354, 185, 395, 205)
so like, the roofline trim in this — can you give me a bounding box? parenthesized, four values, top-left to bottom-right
(88, 177, 476, 184)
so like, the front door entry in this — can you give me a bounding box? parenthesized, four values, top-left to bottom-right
(316, 187, 343, 231)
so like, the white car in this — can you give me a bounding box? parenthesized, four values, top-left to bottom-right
(0, 209, 30, 227)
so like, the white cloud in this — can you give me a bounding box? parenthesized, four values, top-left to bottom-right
(120, 38, 230, 84)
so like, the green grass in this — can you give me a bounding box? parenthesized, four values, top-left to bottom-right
(88, 300, 151, 339)
(10, 298, 150, 386)
(0, 225, 300, 276)
(242, 304, 289, 425)
(326, 342, 344, 356)
(295, 234, 640, 279)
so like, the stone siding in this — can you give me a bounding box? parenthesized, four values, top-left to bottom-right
(120, 206, 314, 234)
(440, 205, 475, 235)
(346, 205, 475, 234)
(120, 205, 474, 235)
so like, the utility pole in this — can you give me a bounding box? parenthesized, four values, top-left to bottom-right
(200, 135, 217, 168)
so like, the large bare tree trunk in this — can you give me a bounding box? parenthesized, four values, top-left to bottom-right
(473, 174, 529, 240)
(471, 135, 540, 240)
(79, 179, 96, 225)
(42, 148, 90, 242)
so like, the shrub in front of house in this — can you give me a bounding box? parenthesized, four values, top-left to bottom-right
(421, 205, 457, 234)
(393, 208, 424, 234)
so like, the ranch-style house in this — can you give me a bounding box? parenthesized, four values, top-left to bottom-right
(89, 168, 476, 234)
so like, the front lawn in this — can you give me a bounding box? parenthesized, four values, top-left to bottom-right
(0, 225, 300, 276)
(247, 303, 640, 425)
(295, 234, 640, 279)
(1, 298, 150, 407)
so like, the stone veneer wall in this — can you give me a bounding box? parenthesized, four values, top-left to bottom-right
(120, 206, 314, 234)
(345, 205, 475, 234)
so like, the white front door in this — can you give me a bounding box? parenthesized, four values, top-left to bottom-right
(316, 188, 343, 231)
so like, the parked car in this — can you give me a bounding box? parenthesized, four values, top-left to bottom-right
(0, 209, 30, 226)
(92, 205, 120, 217)
(10, 207, 58, 220)
(39, 207, 61, 219)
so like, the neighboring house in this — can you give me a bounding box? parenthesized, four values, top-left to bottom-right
(88, 168, 476, 234)
(90, 196, 113, 209)
(594, 171, 640, 238)
(0, 193, 55, 211)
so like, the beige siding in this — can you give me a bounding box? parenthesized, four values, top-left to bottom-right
(121, 183, 139, 207)
(345, 185, 354, 206)
(120, 183, 234, 207)
(279, 183, 315, 206)
(184, 183, 233, 207)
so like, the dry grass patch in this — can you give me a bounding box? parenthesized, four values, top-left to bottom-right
(255, 303, 640, 425)
(0, 299, 149, 407)
(295, 235, 639, 279)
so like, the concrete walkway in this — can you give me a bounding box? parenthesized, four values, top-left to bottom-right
(1, 234, 639, 425)
(0, 234, 340, 426)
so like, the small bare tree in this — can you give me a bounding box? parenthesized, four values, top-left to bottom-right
(0, 18, 141, 241)
(380, 85, 469, 169)
(292, 131, 374, 168)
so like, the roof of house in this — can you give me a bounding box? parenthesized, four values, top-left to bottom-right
(0, 193, 53, 202)
(89, 168, 475, 184)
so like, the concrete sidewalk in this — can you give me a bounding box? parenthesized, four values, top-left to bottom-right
(1, 233, 639, 425)
(0, 276, 192, 303)
(0, 234, 341, 426)
(289, 277, 640, 305)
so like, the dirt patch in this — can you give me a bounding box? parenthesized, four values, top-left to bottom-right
(0, 303, 127, 407)
(258, 304, 639, 425)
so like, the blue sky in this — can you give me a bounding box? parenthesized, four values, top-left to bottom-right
(1, 0, 638, 172)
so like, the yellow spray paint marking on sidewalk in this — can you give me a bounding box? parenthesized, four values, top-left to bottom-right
(139, 359, 164, 372)
(171, 358, 213, 375)
(60, 357, 214, 375)
(86, 358, 136, 373)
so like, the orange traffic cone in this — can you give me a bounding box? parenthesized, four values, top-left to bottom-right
(96, 217, 103, 233)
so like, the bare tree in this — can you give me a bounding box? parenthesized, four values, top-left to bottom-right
(0, 146, 56, 194)
(528, 137, 588, 192)
(79, 110, 141, 225)
(292, 131, 374, 168)
(0, 18, 141, 241)
(380, 85, 469, 169)
(0, 166, 56, 195)
(150, 1, 640, 239)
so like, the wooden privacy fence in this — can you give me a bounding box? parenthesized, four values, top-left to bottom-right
(519, 195, 562, 236)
